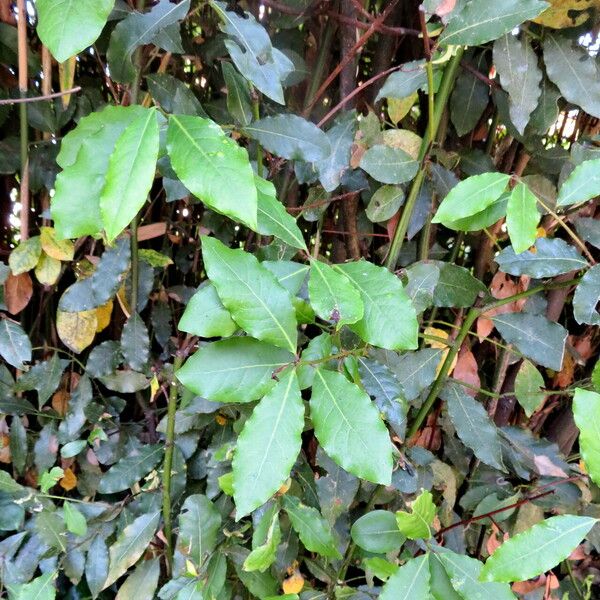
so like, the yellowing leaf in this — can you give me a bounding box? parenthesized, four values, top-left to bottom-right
(533, 0, 596, 28)
(138, 249, 173, 267)
(59, 467, 78, 491)
(35, 252, 61, 286)
(40, 226, 75, 261)
(424, 326, 457, 375)
(283, 571, 304, 594)
(150, 374, 159, 402)
(58, 57, 77, 109)
(95, 300, 113, 332)
(381, 129, 422, 160)
(387, 94, 417, 125)
(57, 309, 97, 353)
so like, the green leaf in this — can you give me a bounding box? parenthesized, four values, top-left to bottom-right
(233, 370, 304, 518)
(441, 383, 505, 471)
(100, 108, 159, 241)
(177, 495, 221, 565)
(7, 572, 57, 600)
(480, 515, 597, 582)
(336, 261, 418, 350)
(97, 444, 163, 494)
(317, 112, 357, 192)
(442, 194, 509, 232)
(439, 0, 548, 46)
(544, 33, 600, 120)
(107, 0, 190, 83)
(282, 495, 341, 559)
(573, 388, 600, 487)
(202, 236, 297, 352)
(495, 237, 588, 278)
(576, 217, 600, 250)
(86, 536, 109, 599)
(432, 262, 487, 308)
(394, 348, 444, 401)
(405, 262, 440, 313)
(0, 470, 27, 495)
(492, 312, 567, 371)
(450, 52, 489, 137)
(436, 550, 516, 600)
(557, 159, 600, 207)
(308, 260, 364, 327)
(395, 490, 436, 539)
(120, 313, 150, 372)
(104, 511, 160, 589)
(379, 555, 430, 600)
(178, 283, 237, 338)
(514, 360, 545, 417)
(376, 60, 427, 101)
(210, 1, 293, 104)
(255, 177, 307, 251)
(506, 183, 540, 254)
(40, 466, 64, 493)
(167, 115, 257, 229)
(573, 264, 600, 325)
(52, 106, 145, 239)
(36, 0, 114, 62)
(310, 369, 394, 485)
(243, 512, 281, 572)
(360, 145, 419, 185)
(116, 558, 160, 600)
(64, 502, 87, 537)
(222, 62, 253, 126)
(494, 35, 542, 135)
(9, 236, 42, 275)
(138, 249, 173, 268)
(146, 73, 205, 116)
(433, 173, 510, 226)
(351, 510, 405, 553)
(366, 185, 405, 223)
(176, 338, 294, 403)
(244, 115, 331, 162)
(0, 319, 31, 369)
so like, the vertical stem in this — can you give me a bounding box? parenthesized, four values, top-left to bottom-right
(385, 47, 464, 271)
(41, 46, 52, 226)
(17, 0, 29, 241)
(162, 355, 183, 574)
(303, 18, 336, 112)
(252, 95, 264, 178)
(408, 306, 478, 439)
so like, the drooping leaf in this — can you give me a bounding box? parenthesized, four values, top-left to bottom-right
(376, 60, 428, 101)
(116, 558, 160, 600)
(506, 183, 540, 254)
(317, 111, 357, 192)
(167, 115, 257, 229)
(379, 555, 430, 600)
(544, 33, 600, 119)
(573, 388, 600, 486)
(440, 0, 549, 46)
(100, 108, 159, 241)
(480, 515, 597, 582)
(492, 312, 567, 371)
(395, 490, 436, 539)
(441, 383, 505, 471)
(336, 261, 418, 350)
(232, 370, 304, 518)
(202, 236, 297, 352)
(450, 52, 489, 137)
(178, 283, 237, 338)
(107, 0, 190, 83)
(282, 495, 341, 559)
(573, 264, 600, 325)
(308, 260, 364, 327)
(351, 511, 405, 553)
(0, 319, 31, 369)
(514, 360, 546, 417)
(177, 495, 221, 565)
(433, 173, 510, 226)
(494, 34, 542, 135)
(360, 145, 419, 185)
(495, 237, 588, 277)
(255, 177, 307, 251)
(176, 338, 294, 403)
(244, 115, 331, 162)
(121, 313, 150, 372)
(97, 444, 163, 494)
(36, 0, 114, 62)
(222, 62, 253, 126)
(146, 73, 205, 116)
(103, 511, 160, 589)
(310, 369, 394, 485)
(86, 536, 109, 600)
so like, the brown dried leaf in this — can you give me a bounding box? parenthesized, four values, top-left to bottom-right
(59, 467, 77, 491)
(52, 390, 70, 416)
(453, 346, 480, 395)
(5, 271, 33, 315)
(138, 222, 167, 241)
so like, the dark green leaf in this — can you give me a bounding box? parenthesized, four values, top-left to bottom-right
(97, 444, 163, 494)
(366, 185, 405, 223)
(222, 62, 253, 126)
(433, 262, 487, 308)
(514, 360, 546, 417)
(121, 313, 150, 371)
(379, 555, 430, 600)
(376, 60, 427, 101)
(177, 495, 221, 565)
(450, 52, 489, 137)
(360, 145, 419, 185)
(573, 264, 600, 325)
(0, 319, 31, 369)
(147, 73, 205, 116)
(351, 511, 405, 553)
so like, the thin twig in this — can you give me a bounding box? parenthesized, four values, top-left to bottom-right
(0, 87, 82, 105)
(17, 0, 29, 241)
